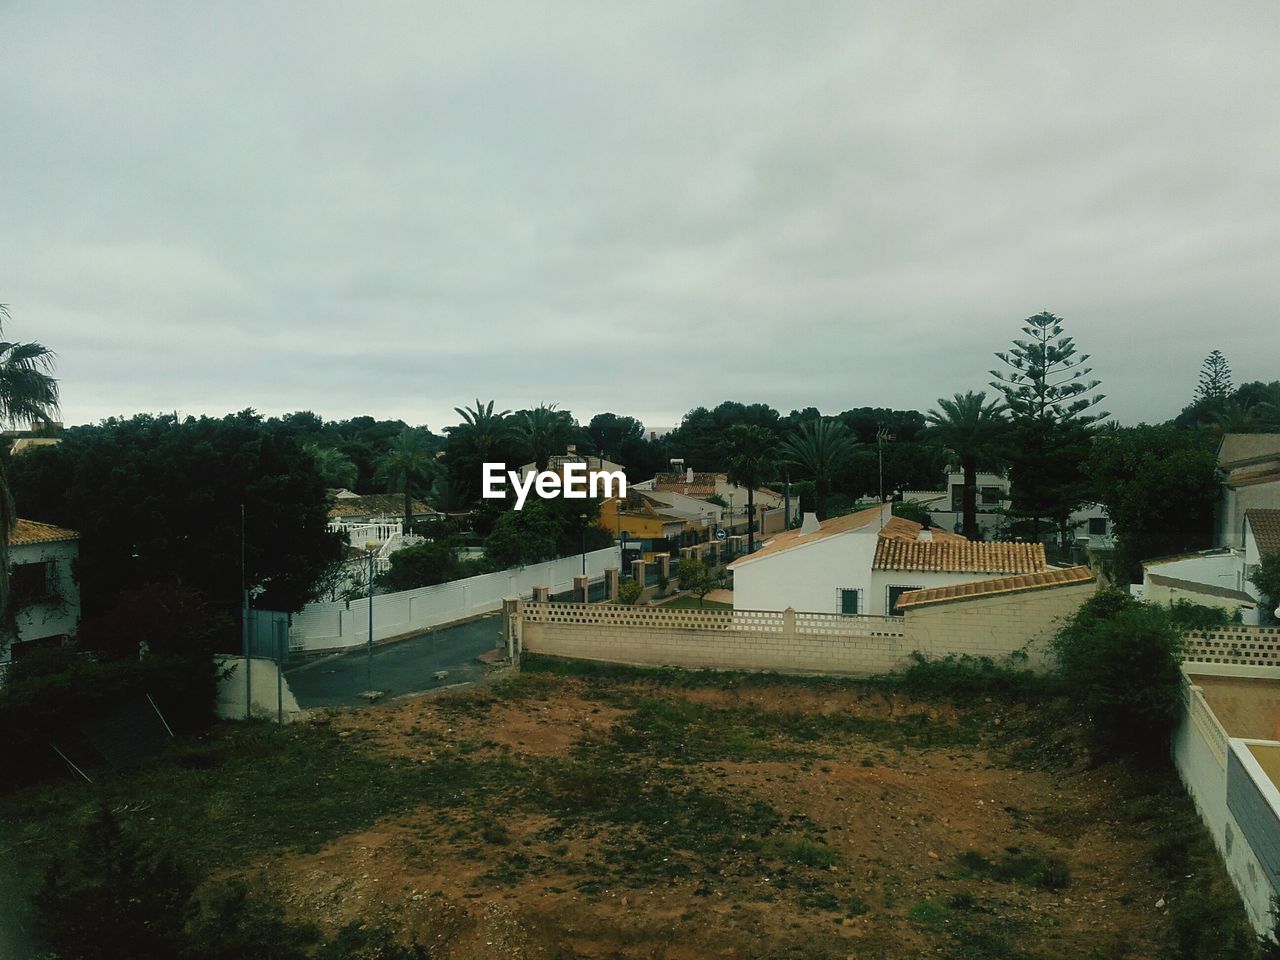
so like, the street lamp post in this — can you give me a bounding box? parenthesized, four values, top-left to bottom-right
(366, 548, 374, 693)
(580, 513, 588, 576)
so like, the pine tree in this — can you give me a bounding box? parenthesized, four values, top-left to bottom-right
(989, 311, 1107, 548)
(1194, 349, 1233, 405)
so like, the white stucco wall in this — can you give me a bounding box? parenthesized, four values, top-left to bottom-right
(1220, 481, 1280, 549)
(9, 539, 80, 651)
(730, 526, 880, 614)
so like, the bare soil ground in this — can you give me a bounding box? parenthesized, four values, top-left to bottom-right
(243, 668, 1174, 959)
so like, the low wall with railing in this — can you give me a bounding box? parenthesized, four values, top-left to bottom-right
(1173, 667, 1280, 934)
(289, 547, 621, 652)
(517, 601, 908, 675)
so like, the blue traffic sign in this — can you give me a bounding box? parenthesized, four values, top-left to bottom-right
(715, 529, 727, 541)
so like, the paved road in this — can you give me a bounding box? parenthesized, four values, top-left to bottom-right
(285, 615, 502, 708)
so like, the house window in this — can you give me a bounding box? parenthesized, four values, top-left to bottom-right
(11, 560, 56, 605)
(1088, 517, 1108, 536)
(887, 585, 923, 616)
(980, 486, 1003, 506)
(838, 588, 861, 615)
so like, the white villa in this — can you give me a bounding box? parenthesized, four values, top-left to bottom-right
(728, 502, 1050, 616)
(3, 519, 81, 661)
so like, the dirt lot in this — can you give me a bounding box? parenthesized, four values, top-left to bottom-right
(5, 658, 1244, 959)
(259, 667, 1178, 959)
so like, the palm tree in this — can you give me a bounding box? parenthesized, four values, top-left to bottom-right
(374, 428, 435, 532)
(723, 425, 776, 554)
(453, 399, 512, 453)
(303, 442, 358, 489)
(781, 420, 857, 520)
(513, 403, 574, 472)
(446, 399, 512, 504)
(925, 391, 1007, 540)
(0, 305, 60, 623)
(1203, 397, 1280, 438)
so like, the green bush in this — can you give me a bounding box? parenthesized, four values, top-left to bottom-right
(1167, 599, 1235, 630)
(1051, 590, 1184, 760)
(1252, 553, 1280, 625)
(618, 580, 643, 605)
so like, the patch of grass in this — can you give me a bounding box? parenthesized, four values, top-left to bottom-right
(760, 836, 838, 868)
(654, 595, 732, 610)
(2, 721, 527, 885)
(887, 652, 1057, 702)
(954, 849, 1070, 892)
(906, 899, 951, 930)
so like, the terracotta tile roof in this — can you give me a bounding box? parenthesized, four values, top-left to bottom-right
(328, 494, 434, 518)
(878, 516, 967, 544)
(874, 538, 1046, 574)
(8, 519, 79, 545)
(728, 504, 887, 567)
(1218, 434, 1280, 470)
(1247, 509, 1280, 559)
(894, 565, 1094, 609)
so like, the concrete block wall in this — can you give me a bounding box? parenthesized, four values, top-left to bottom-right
(901, 581, 1097, 670)
(519, 603, 907, 676)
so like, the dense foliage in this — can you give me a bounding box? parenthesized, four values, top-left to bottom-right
(1084, 424, 1220, 581)
(1050, 590, 1184, 760)
(7, 412, 344, 616)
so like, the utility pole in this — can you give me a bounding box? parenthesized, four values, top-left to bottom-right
(366, 549, 374, 692)
(241, 504, 250, 720)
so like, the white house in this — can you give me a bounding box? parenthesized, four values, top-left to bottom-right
(902, 469, 1111, 544)
(1216, 434, 1280, 549)
(1141, 549, 1261, 625)
(728, 503, 1049, 616)
(1245, 508, 1280, 585)
(3, 519, 81, 661)
(634, 468, 788, 535)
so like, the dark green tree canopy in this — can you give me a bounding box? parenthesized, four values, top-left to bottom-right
(8, 411, 344, 616)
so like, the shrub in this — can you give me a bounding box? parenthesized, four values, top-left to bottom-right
(1252, 553, 1280, 625)
(1167, 599, 1234, 630)
(1051, 590, 1184, 760)
(618, 580, 643, 605)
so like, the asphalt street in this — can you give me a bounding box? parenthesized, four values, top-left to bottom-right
(284, 614, 502, 708)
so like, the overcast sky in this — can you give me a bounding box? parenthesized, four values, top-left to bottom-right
(2, 2, 1277, 433)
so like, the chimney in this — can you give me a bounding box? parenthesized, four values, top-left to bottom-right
(686, 467, 694, 483)
(917, 528, 934, 542)
(799, 512, 820, 535)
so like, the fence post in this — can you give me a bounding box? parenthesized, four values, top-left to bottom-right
(783, 606, 796, 642)
(605, 567, 619, 602)
(573, 575, 589, 603)
(502, 596, 521, 660)
(533, 585, 550, 603)
(631, 559, 646, 589)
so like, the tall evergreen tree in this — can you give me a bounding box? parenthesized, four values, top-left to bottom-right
(1194, 349, 1233, 405)
(989, 311, 1107, 548)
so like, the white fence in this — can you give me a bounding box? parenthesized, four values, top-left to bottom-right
(290, 546, 621, 652)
